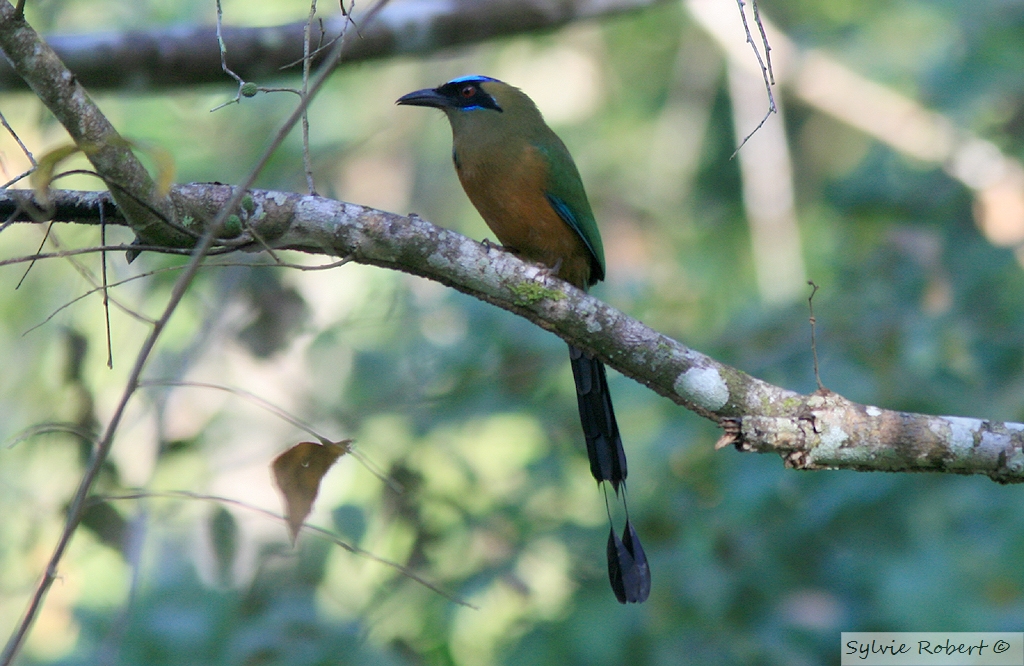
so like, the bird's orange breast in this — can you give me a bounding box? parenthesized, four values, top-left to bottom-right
(455, 144, 593, 289)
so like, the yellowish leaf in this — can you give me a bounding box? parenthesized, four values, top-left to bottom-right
(30, 143, 82, 206)
(29, 138, 175, 205)
(129, 140, 176, 197)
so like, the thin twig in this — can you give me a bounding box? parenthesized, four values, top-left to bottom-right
(730, 0, 777, 159)
(749, 0, 774, 86)
(21, 268, 167, 336)
(279, 35, 340, 71)
(40, 228, 156, 325)
(138, 377, 400, 492)
(730, 107, 774, 159)
(213, 0, 244, 86)
(1, 168, 34, 190)
(301, 0, 318, 194)
(1, 243, 351, 272)
(99, 491, 474, 608)
(210, 0, 247, 110)
(0, 107, 35, 167)
(0, 244, 235, 270)
(21, 257, 352, 337)
(277, 1, 364, 71)
(807, 281, 824, 391)
(4, 422, 97, 449)
(243, 209, 284, 263)
(100, 204, 113, 368)
(15, 220, 52, 289)
(50, 169, 198, 240)
(1, 3, 374, 660)
(0, 224, 221, 666)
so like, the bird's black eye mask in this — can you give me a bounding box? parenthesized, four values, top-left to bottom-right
(437, 81, 503, 113)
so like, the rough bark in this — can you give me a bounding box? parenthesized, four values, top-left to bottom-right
(5, 185, 1024, 484)
(0, 1, 185, 246)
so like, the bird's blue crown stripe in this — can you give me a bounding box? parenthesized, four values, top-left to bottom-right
(447, 74, 502, 85)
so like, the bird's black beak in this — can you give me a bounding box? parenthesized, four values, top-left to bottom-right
(395, 87, 450, 109)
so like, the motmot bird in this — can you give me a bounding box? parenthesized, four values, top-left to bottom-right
(397, 75, 650, 603)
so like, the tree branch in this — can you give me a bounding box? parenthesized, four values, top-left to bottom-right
(0, 0, 183, 246)
(0, 5, 371, 659)
(7, 185, 1024, 483)
(0, 0, 670, 92)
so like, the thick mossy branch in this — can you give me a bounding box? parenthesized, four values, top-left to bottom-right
(6, 184, 1024, 483)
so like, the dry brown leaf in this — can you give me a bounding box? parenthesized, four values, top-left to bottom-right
(271, 440, 350, 543)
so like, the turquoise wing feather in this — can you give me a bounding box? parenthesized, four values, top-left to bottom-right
(535, 141, 606, 285)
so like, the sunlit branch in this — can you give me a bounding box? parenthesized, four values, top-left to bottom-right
(0, 0, 371, 661)
(0, 1, 178, 246)
(6, 184, 1022, 484)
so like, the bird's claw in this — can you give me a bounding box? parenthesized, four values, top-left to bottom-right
(481, 238, 517, 254)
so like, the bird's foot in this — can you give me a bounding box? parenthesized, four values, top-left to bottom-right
(527, 257, 563, 282)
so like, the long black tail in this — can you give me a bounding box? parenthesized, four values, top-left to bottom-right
(568, 344, 650, 603)
(569, 345, 627, 492)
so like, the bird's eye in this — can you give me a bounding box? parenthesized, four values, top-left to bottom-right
(460, 85, 475, 98)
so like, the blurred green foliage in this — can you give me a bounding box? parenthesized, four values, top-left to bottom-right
(1, 0, 1024, 664)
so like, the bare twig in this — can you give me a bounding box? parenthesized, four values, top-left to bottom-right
(0, 107, 35, 166)
(99, 491, 474, 607)
(100, 203, 113, 367)
(15, 219, 51, 289)
(301, 0, 319, 194)
(807, 281, 823, 391)
(730, 0, 777, 158)
(35, 227, 156, 325)
(0, 2, 178, 246)
(211, 0, 247, 110)
(0, 244, 233, 270)
(1, 168, 33, 190)
(1, 2, 377, 660)
(21, 256, 352, 337)
(749, 0, 773, 86)
(4, 422, 97, 449)
(278, 31, 341, 71)
(22, 267, 167, 336)
(138, 376, 399, 492)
